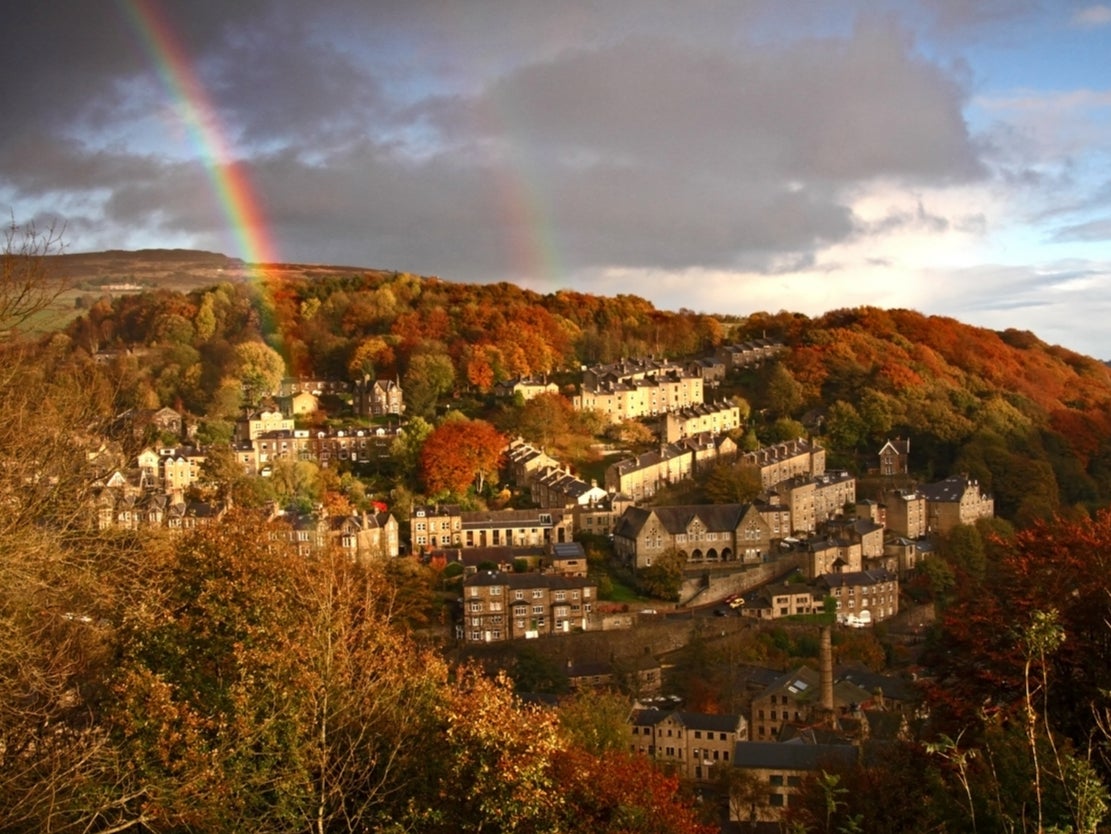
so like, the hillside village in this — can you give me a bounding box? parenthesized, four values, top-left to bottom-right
(83, 335, 1004, 827)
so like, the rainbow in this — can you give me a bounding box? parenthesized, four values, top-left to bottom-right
(116, 0, 281, 276)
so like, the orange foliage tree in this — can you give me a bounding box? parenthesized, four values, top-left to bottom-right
(420, 417, 506, 497)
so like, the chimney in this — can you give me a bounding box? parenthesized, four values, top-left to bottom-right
(820, 626, 835, 717)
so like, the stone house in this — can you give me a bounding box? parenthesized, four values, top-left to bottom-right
(823, 516, 885, 560)
(329, 511, 400, 560)
(681, 431, 738, 473)
(612, 503, 772, 569)
(574, 357, 704, 424)
(748, 665, 873, 742)
(242, 426, 399, 474)
(410, 504, 573, 553)
(353, 376, 404, 418)
(278, 390, 319, 416)
(531, 466, 608, 509)
(714, 339, 786, 370)
(777, 470, 856, 533)
(816, 569, 899, 628)
(567, 656, 662, 694)
(882, 488, 928, 539)
(505, 439, 561, 487)
(165, 499, 222, 533)
(662, 401, 742, 443)
(803, 538, 862, 580)
(461, 570, 597, 643)
(571, 492, 635, 538)
(547, 541, 588, 577)
(237, 407, 293, 442)
(629, 708, 748, 782)
(730, 742, 857, 824)
(159, 447, 206, 494)
(877, 437, 911, 476)
(278, 377, 347, 396)
(919, 474, 994, 534)
(493, 376, 559, 401)
(741, 438, 825, 491)
(742, 583, 821, 620)
(604, 443, 694, 501)
(879, 537, 924, 578)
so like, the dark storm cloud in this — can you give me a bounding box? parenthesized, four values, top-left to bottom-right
(396, 20, 985, 277)
(1, 1, 987, 280)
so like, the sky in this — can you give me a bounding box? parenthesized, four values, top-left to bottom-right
(2, 1, 1110, 358)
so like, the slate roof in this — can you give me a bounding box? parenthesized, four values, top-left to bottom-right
(833, 665, 920, 704)
(732, 741, 857, 770)
(615, 503, 755, 538)
(816, 569, 897, 590)
(463, 570, 596, 591)
(630, 708, 743, 734)
(919, 474, 984, 502)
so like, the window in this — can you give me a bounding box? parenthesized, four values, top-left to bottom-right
(769, 793, 785, 807)
(490, 587, 502, 596)
(770, 775, 784, 786)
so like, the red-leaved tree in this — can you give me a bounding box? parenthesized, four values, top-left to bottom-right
(420, 417, 505, 497)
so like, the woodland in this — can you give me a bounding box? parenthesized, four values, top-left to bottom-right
(3, 226, 1111, 832)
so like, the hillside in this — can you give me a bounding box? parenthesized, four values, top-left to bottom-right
(45, 248, 384, 291)
(54, 250, 1111, 521)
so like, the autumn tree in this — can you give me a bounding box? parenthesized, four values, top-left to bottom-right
(551, 748, 716, 834)
(403, 351, 455, 418)
(420, 417, 505, 497)
(389, 415, 433, 485)
(703, 461, 763, 504)
(346, 334, 395, 381)
(557, 689, 632, 755)
(233, 339, 286, 402)
(1, 218, 67, 332)
(605, 418, 657, 449)
(0, 225, 164, 831)
(766, 362, 805, 416)
(514, 391, 574, 451)
(639, 547, 687, 601)
(928, 509, 1111, 790)
(824, 399, 867, 451)
(109, 513, 450, 832)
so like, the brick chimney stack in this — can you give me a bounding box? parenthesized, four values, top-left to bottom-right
(820, 625, 835, 716)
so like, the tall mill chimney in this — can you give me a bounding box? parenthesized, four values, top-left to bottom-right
(820, 626, 835, 716)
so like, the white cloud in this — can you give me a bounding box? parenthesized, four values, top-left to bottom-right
(1072, 5, 1111, 27)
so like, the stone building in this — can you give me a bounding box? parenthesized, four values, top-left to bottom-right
(460, 570, 597, 643)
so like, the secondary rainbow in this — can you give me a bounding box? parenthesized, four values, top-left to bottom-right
(117, 0, 280, 275)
